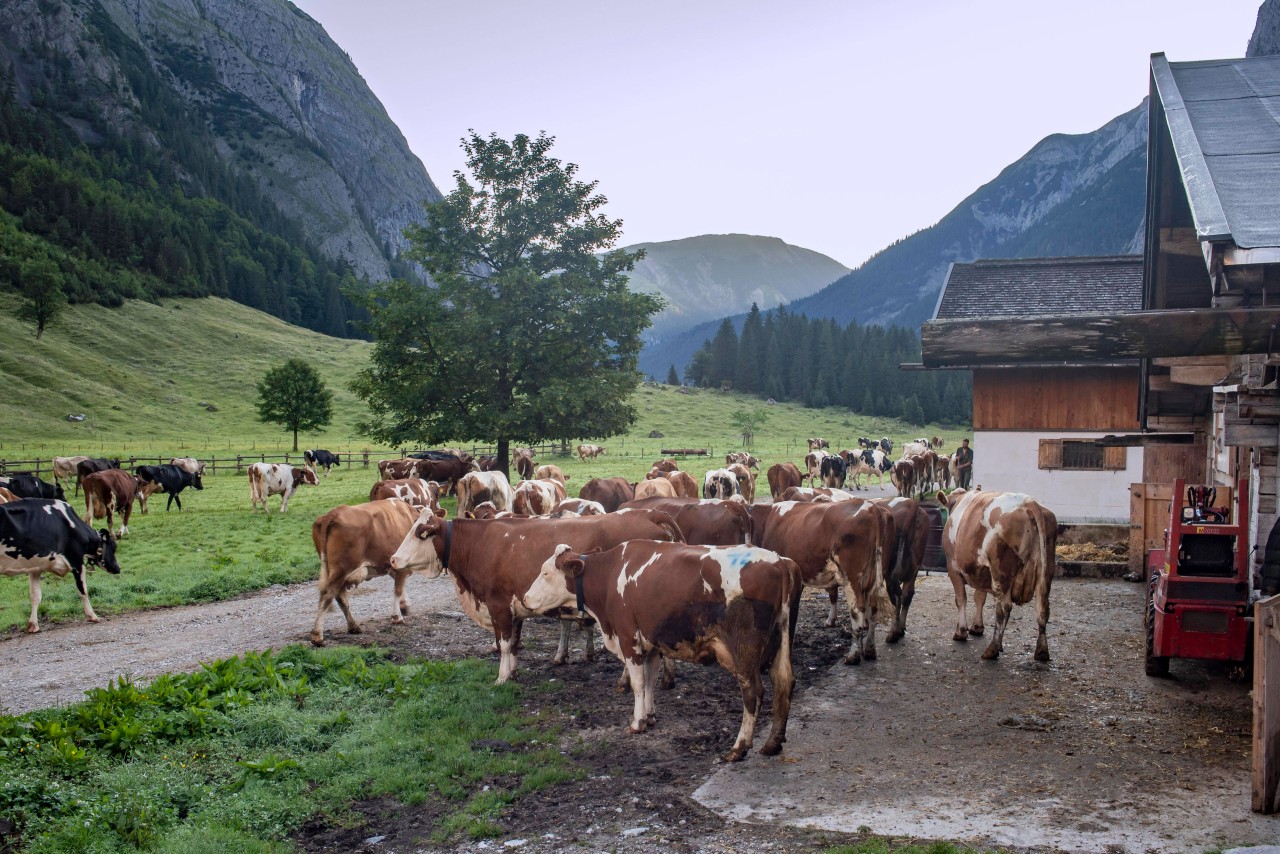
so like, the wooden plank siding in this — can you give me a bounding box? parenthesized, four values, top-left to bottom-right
(973, 367, 1141, 431)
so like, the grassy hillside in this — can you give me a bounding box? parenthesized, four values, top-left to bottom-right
(0, 294, 379, 455)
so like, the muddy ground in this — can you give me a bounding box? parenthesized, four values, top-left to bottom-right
(1, 568, 1275, 853)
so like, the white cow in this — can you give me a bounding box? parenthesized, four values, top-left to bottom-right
(248, 463, 318, 513)
(703, 468, 740, 500)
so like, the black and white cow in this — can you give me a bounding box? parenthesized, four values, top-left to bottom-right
(857, 437, 873, 450)
(879, 437, 893, 455)
(0, 499, 122, 632)
(819, 455, 848, 489)
(135, 465, 203, 512)
(303, 449, 341, 475)
(1, 474, 66, 502)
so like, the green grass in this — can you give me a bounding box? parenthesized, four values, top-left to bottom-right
(0, 646, 574, 851)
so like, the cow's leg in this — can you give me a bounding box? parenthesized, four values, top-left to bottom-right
(552, 620, 571, 665)
(334, 586, 361, 635)
(26, 573, 42, 633)
(950, 571, 970, 641)
(280, 493, 289, 514)
(642, 654, 661, 723)
(824, 586, 840, 627)
(887, 577, 916, 643)
(624, 659, 650, 732)
(72, 566, 100, 624)
(391, 569, 410, 623)
(982, 596, 1013, 660)
(726, 663, 764, 762)
(657, 654, 676, 690)
(761, 611, 795, 757)
(969, 587, 987, 635)
(494, 613, 520, 684)
(1034, 574, 1052, 662)
(582, 619, 596, 662)
(842, 581, 871, 665)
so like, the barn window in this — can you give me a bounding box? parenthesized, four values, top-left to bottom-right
(1038, 439, 1125, 471)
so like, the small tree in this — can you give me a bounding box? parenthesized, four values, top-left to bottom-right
(666, 364, 680, 386)
(730, 408, 769, 448)
(256, 359, 334, 451)
(16, 257, 67, 340)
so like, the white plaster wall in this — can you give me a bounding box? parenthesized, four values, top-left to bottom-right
(970, 431, 1143, 523)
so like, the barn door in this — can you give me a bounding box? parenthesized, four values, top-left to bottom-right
(1129, 483, 1173, 576)
(1143, 443, 1206, 484)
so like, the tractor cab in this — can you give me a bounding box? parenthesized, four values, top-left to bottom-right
(1144, 478, 1252, 677)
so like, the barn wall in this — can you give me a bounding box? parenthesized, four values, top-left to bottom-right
(972, 430, 1143, 522)
(973, 367, 1141, 430)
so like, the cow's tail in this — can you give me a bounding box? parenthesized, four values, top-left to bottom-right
(655, 512, 684, 543)
(312, 515, 335, 582)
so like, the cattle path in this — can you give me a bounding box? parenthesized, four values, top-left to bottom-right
(0, 573, 459, 715)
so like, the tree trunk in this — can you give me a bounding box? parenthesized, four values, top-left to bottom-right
(35, 321, 44, 340)
(293, 427, 299, 452)
(497, 437, 510, 482)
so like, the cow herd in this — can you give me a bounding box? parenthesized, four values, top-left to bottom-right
(795, 436, 960, 501)
(0, 438, 1057, 763)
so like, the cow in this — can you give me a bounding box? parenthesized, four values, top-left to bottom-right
(303, 449, 340, 475)
(3, 475, 65, 502)
(649, 458, 680, 475)
(901, 440, 929, 459)
(725, 452, 760, 471)
(841, 451, 876, 491)
(388, 508, 685, 681)
(377, 458, 422, 481)
(703, 468, 739, 500)
(168, 458, 206, 477)
(633, 478, 678, 501)
(939, 489, 1057, 662)
(82, 469, 138, 538)
(873, 497, 930, 643)
(247, 463, 318, 514)
(663, 470, 700, 500)
(551, 498, 606, 517)
(369, 478, 442, 512)
(534, 464, 570, 486)
(937, 453, 954, 490)
(930, 436, 944, 449)
(456, 471, 516, 516)
(890, 459, 916, 499)
(52, 456, 89, 494)
(75, 458, 120, 496)
(407, 449, 471, 463)
(0, 499, 121, 633)
(779, 486, 857, 503)
(819, 455, 847, 489)
(0, 487, 17, 503)
(766, 462, 802, 501)
(476, 455, 500, 472)
(413, 456, 480, 495)
(804, 450, 830, 487)
(727, 463, 755, 503)
(879, 437, 893, 455)
(135, 464, 203, 512)
(309, 499, 426, 645)
(513, 479, 568, 516)
(856, 438, 873, 450)
(807, 438, 829, 451)
(513, 447, 536, 480)
(576, 443, 606, 462)
(618, 496, 753, 546)
(521, 541, 800, 761)
(914, 436, 930, 447)
(578, 477, 635, 512)
(750, 499, 893, 664)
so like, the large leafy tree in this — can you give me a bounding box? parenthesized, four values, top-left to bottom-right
(15, 256, 67, 340)
(256, 359, 334, 451)
(351, 132, 662, 475)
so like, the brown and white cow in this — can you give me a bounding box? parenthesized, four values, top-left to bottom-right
(388, 509, 684, 682)
(578, 477, 635, 512)
(576, 443, 606, 462)
(649, 458, 680, 476)
(803, 450, 830, 487)
(310, 499, 427, 645)
(369, 478, 442, 513)
(872, 496, 930, 643)
(939, 489, 1057, 662)
(513, 447, 536, 481)
(779, 486, 856, 503)
(934, 453, 953, 490)
(52, 456, 89, 494)
(648, 470, 697, 499)
(727, 463, 755, 503)
(725, 452, 760, 471)
(512, 478, 568, 517)
(456, 471, 516, 516)
(619, 496, 752, 546)
(0, 487, 18, 503)
(534, 464, 569, 486)
(766, 462, 802, 501)
(248, 463, 319, 514)
(82, 469, 139, 539)
(377, 458, 423, 481)
(891, 459, 916, 498)
(522, 541, 800, 761)
(750, 499, 894, 664)
(552, 498, 606, 517)
(807, 438, 829, 452)
(633, 477, 677, 501)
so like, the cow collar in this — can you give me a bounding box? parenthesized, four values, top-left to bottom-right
(440, 520, 453, 569)
(574, 556, 587, 616)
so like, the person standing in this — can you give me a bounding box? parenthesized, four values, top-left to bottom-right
(955, 438, 973, 490)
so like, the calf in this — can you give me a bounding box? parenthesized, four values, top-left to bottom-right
(389, 509, 684, 681)
(52, 456, 89, 493)
(0, 499, 121, 632)
(766, 462, 802, 501)
(303, 449, 340, 475)
(578, 476, 635, 512)
(512, 478, 568, 516)
(310, 499, 425, 645)
(248, 463, 319, 514)
(135, 464, 203, 512)
(940, 489, 1057, 661)
(369, 478, 442, 512)
(82, 469, 138, 538)
(75, 458, 120, 496)
(534, 464, 569, 486)
(522, 541, 800, 761)
(702, 468, 739, 500)
(3, 475, 65, 502)
(456, 471, 515, 516)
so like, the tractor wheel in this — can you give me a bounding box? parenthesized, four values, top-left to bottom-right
(1145, 574, 1170, 678)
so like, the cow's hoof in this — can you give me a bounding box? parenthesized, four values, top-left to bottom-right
(863, 647, 877, 661)
(87, 616, 100, 623)
(25, 624, 39, 634)
(723, 746, 748, 762)
(981, 648, 1000, 660)
(886, 630, 904, 644)
(1034, 649, 1051, 663)
(952, 631, 969, 642)
(348, 626, 363, 635)
(843, 653, 862, 665)
(310, 636, 325, 647)
(551, 656, 566, 666)
(760, 740, 783, 757)
(390, 616, 404, 625)
(627, 722, 647, 734)
(968, 625, 985, 636)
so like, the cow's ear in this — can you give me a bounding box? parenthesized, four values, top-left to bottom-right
(935, 490, 947, 504)
(413, 522, 430, 540)
(433, 506, 448, 519)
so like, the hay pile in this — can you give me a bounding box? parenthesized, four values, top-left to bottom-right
(1056, 542, 1128, 562)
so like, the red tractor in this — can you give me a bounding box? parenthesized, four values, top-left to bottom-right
(1145, 478, 1251, 677)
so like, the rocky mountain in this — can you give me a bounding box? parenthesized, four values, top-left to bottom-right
(623, 234, 848, 338)
(0, 0, 440, 283)
(1249, 0, 1280, 56)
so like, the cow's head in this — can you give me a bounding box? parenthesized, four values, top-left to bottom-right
(521, 544, 582, 614)
(53, 483, 66, 502)
(390, 508, 448, 577)
(93, 529, 122, 575)
(190, 472, 204, 491)
(938, 488, 966, 510)
(298, 467, 320, 487)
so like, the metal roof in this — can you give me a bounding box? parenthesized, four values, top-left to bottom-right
(1153, 53, 1280, 249)
(933, 255, 1144, 320)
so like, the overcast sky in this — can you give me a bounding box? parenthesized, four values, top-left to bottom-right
(295, 0, 1260, 269)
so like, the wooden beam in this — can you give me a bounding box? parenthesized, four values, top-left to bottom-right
(1169, 365, 1233, 386)
(1225, 423, 1279, 447)
(921, 307, 1280, 368)
(1159, 227, 1206, 257)
(1254, 595, 1280, 813)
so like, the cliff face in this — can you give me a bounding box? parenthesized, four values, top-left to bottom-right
(1249, 0, 1280, 56)
(0, 0, 440, 281)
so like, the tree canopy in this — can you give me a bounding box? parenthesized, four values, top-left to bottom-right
(256, 359, 334, 451)
(351, 132, 663, 474)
